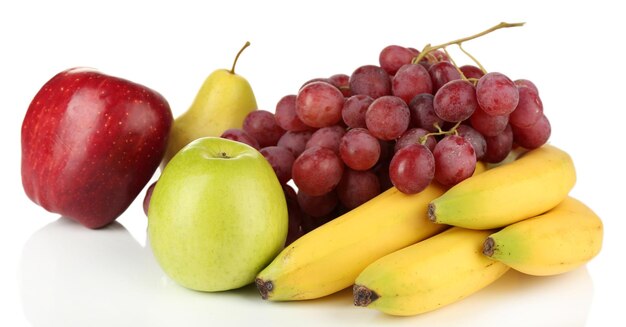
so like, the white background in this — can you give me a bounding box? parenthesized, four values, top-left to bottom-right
(1, 1, 624, 326)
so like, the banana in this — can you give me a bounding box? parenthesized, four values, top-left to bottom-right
(429, 144, 576, 229)
(255, 162, 488, 301)
(483, 196, 603, 276)
(256, 162, 486, 301)
(353, 227, 510, 316)
(255, 184, 447, 301)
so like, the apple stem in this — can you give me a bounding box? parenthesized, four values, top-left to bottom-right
(230, 41, 251, 75)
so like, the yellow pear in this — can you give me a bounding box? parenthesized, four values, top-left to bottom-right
(163, 42, 257, 165)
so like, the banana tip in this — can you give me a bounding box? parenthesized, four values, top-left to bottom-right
(483, 237, 495, 257)
(427, 203, 437, 223)
(255, 278, 273, 300)
(353, 284, 379, 307)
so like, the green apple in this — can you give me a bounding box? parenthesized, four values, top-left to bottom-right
(148, 137, 288, 291)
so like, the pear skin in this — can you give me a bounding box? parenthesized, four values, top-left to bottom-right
(163, 42, 257, 165)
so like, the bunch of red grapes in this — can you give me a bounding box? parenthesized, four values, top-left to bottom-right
(222, 44, 549, 244)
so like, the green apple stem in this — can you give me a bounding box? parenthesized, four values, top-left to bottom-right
(230, 41, 251, 75)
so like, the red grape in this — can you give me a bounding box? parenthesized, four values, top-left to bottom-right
(509, 85, 543, 128)
(392, 63, 433, 104)
(242, 110, 286, 148)
(429, 61, 461, 92)
(469, 107, 509, 137)
(427, 50, 449, 62)
(283, 184, 304, 246)
(459, 65, 485, 79)
(379, 45, 416, 75)
(375, 162, 393, 191)
(433, 135, 476, 186)
(483, 124, 514, 163)
(305, 125, 345, 154)
(296, 81, 345, 128)
(476, 72, 519, 116)
(220, 128, 261, 150)
(349, 65, 392, 99)
(409, 93, 444, 132)
(394, 128, 437, 152)
(365, 95, 410, 140)
(292, 146, 344, 196)
(260, 146, 295, 185)
(408, 47, 420, 56)
(378, 139, 395, 164)
(336, 169, 381, 209)
(456, 124, 487, 160)
(512, 114, 551, 149)
(342, 94, 373, 129)
(275, 94, 310, 132)
(339, 128, 381, 171)
(514, 79, 539, 95)
(329, 73, 351, 97)
(389, 144, 435, 194)
(297, 190, 339, 218)
(300, 77, 331, 90)
(433, 80, 478, 122)
(277, 130, 313, 157)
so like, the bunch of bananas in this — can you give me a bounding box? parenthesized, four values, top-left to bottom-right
(255, 144, 603, 316)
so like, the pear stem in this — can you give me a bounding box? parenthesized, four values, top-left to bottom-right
(230, 41, 251, 75)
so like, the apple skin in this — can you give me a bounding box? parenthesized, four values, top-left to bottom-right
(21, 68, 173, 229)
(148, 137, 288, 292)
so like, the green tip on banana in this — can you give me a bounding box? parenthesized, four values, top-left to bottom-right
(255, 278, 273, 300)
(353, 284, 379, 307)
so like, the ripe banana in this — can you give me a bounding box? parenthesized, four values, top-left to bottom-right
(354, 227, 510, 316)
(255, 162, 488, 301)
(255, 185, 446, 301)
(483, 196, 603, 276)
(429, 144, 576, 229)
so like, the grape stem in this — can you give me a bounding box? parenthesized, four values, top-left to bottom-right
(412, 22, 525, 66)
(419, 121, 462, 144)
(458, 43, 487, 74)
(441, 47, 467, 81)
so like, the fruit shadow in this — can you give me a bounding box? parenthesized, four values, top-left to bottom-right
(18, 218, 594, 326)
(19, 218, 343, 326)
(19, 217, 161, 326)
(362, 268, 594, 326)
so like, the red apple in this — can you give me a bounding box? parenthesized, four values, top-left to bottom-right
(21, 68, 173, 228)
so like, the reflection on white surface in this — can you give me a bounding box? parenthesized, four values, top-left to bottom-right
(20, 218, 594, 327)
